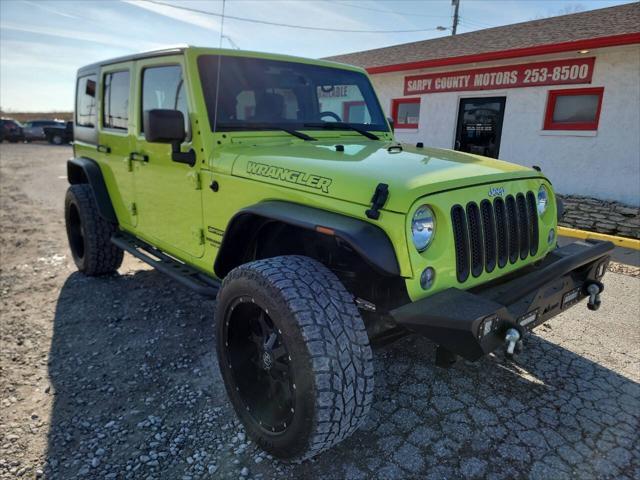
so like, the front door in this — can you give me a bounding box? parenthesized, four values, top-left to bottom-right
(455, 97, 506, 159)
(132, 56, 204, 258)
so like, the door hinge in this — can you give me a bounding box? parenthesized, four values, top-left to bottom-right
(187, 171, 201, 190)
(124, 157, 133, 172)
(130, 202, 137, 216)
(191, 227, 205, 245)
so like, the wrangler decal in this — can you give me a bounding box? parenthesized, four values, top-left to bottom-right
(246, 161, 332, 194)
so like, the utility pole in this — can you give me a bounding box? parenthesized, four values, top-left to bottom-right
(452, 0, 460, 35)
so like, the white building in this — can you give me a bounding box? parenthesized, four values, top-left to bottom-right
(327, 3, 640, 206)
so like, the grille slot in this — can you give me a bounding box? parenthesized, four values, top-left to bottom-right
(451, 205, 470, 282)
(466, 202, 484, 278)
(505, 195, 519, 264)
(451, 190, 538, 283)
(494, 197, 508, 268)
(480, 200, 496, 273)
(526, 191, 539, 256)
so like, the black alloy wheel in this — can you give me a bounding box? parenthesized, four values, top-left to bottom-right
(222, 297, 295, 433)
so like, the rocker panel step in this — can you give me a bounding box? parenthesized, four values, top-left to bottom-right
(111, 232, 220, 298)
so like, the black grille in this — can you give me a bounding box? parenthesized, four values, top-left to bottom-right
(451, 205, 470, 282)
(480, 200, 496, 273)
(494, 198, 508, 269)
(452, 191, 539, 282)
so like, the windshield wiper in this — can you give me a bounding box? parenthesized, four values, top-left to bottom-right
(217, 124, 316, 141)
(303, 122, 379, 140)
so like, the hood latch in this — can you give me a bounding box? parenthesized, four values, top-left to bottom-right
(366, 183, 389, 220)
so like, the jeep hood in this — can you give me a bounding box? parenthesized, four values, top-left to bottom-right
(227, 139, 542, 213)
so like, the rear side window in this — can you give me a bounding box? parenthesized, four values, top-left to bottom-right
(76, 74, 97, 128)
(103, 71, 130, 130)
(141, 65, 189, 134)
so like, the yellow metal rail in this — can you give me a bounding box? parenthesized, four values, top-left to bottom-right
(558, 226, 640, 250)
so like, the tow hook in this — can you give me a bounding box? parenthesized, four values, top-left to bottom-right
(586, 281, 604, 311)
(504, 328, 522, 357)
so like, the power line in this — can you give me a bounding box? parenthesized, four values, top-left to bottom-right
(459, 17, 500, 29)
(141, 0, 445, 34)
(330, 1, 451, 18)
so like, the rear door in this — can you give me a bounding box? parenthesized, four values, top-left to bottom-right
(132, 56, 204, 258)
(97, 62, 137, 227)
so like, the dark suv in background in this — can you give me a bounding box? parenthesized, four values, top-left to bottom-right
(23, 119, 65, 141)
(0, 118, 25, 143)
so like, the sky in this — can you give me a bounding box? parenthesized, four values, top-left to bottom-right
(0, 0, 632, 112)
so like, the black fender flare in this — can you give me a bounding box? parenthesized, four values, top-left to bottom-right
(67, 157, 117, 223)
(214, 200, 400, 278)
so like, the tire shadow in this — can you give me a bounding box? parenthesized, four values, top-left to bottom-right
(44, 270, 640, 479)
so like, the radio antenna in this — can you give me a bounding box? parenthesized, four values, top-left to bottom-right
(212, 0, 227, 133)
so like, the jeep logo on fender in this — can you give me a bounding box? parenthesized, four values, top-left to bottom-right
(488, 186, 505, 197)
(246, 161, 332, 194)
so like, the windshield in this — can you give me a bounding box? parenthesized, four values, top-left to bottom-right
(197, 55, 388, 134)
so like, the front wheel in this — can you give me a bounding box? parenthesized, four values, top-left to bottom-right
(52, 134, 63, 145)
(64, 184, 123, 275)
(215, 255, 374, 461)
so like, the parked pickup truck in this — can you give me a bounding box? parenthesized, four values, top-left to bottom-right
(44, 121, 73, 145)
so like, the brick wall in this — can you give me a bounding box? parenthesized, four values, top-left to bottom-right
(558, 195, 640, 239)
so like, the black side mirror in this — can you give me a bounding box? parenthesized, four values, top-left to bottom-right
(387, 116, 395, 132)
(144, 109, 195, 167)
(144, 109, 185, 143)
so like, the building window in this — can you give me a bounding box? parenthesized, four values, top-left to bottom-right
(76, 74, 97, 128)
(391, 98, 420, 129)
(343, 101, 366, 123)
(103, 71, 130, 130)
(544, 87, 604, 131)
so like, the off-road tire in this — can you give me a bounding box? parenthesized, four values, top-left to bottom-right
(64, 184, 123, 275)
(216, 255, 374, 461)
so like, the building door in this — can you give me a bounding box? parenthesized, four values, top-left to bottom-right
(455, 97, 506, 159)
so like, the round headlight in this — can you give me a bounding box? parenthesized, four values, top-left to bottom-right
(412, 205, 436, 252)
(537, 185, 549, 215)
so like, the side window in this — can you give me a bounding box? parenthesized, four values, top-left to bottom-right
(76, 74, 97, 128)
(141, 65, 189, 135)
(103, 71, 130, 130)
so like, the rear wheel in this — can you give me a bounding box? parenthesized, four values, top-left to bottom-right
(216, 255, 374, 461)
(64, 184, 123, 275)
(52, 134, 63, 145)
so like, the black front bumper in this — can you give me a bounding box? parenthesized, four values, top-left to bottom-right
(391, 240, 614, 361)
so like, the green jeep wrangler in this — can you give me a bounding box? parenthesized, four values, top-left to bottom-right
(65, 46, 613, 461)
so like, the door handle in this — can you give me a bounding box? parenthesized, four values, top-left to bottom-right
(97, 144, 111, 153)
(130, 152, 149, 162)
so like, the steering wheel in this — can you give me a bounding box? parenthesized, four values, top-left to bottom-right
(319, 111, 342, 122)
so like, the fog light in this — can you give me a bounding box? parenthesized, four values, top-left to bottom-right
(479, 314, 498, 338)
(562, 287, 580, 309)
(548, 228, 555, 245)
(519, 309, 538, 328)
(420, 267, 435, 290)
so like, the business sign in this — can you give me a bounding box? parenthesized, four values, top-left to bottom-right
(404, 57, 595, 95)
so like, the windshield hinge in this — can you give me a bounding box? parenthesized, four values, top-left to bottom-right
(366, 183, 389, 220)
(188, 171, 201, 190)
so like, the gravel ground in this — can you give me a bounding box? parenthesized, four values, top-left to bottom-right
(1, 143, 639, 480)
